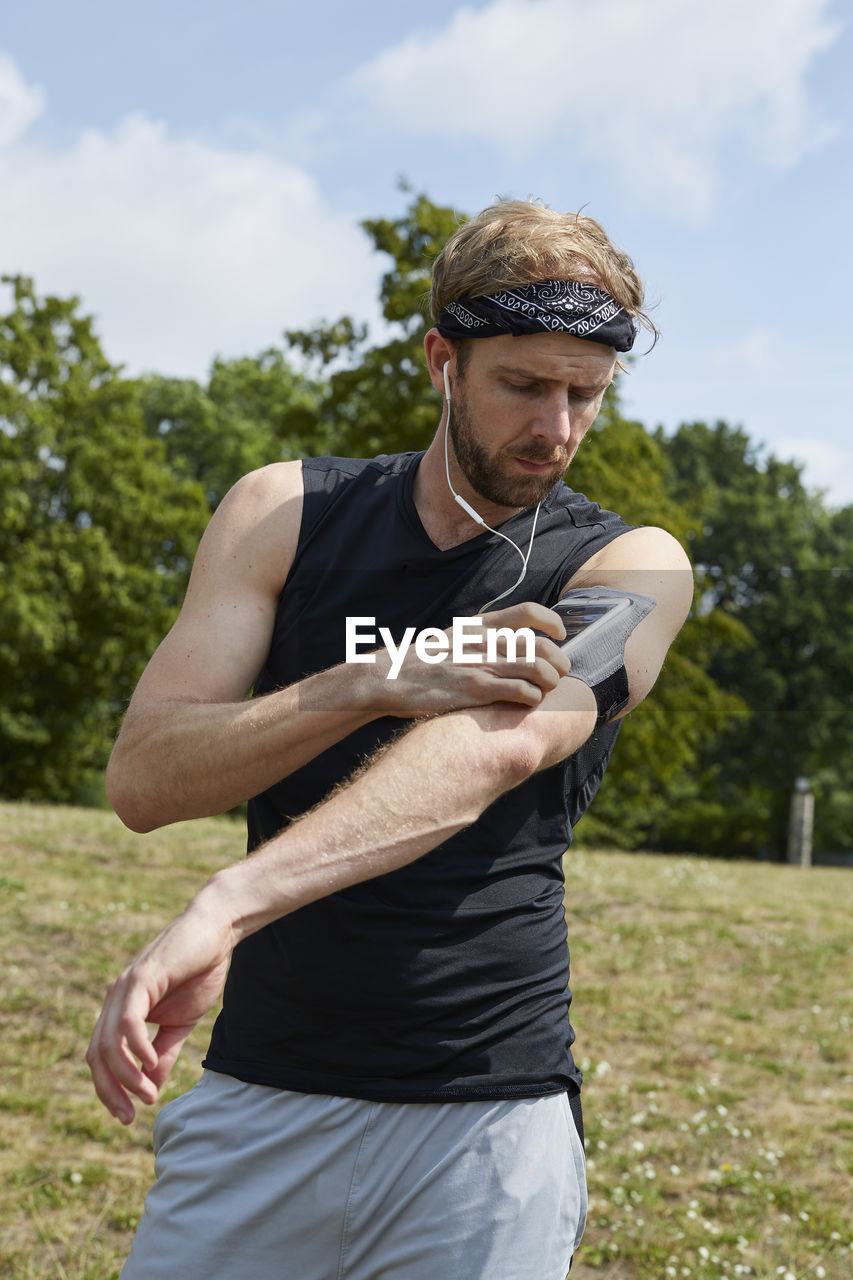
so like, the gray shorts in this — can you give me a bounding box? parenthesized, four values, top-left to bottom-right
(121, 1070, 587, 1280)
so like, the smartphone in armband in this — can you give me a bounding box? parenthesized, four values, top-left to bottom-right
(550, 587, 657, 725)
(553, 592, 633, 657)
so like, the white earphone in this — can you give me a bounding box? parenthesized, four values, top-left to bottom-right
(441, 359, 541, 612)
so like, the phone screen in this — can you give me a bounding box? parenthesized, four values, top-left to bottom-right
(557, 599, 622, 640)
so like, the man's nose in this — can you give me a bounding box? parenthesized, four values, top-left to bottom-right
(531, 394, 573, 446)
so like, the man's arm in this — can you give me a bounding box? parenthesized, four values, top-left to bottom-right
(108, 462, 573, 832)
(88, 524, 691, 1122)
(556, 524, 694, 726)
(106, 460, 352, 831)
(88, 688, 597, 1123)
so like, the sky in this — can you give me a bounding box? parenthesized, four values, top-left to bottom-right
(2, 0, 851, 506)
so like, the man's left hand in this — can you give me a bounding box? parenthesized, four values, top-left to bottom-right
(86, 894, 235, 1124)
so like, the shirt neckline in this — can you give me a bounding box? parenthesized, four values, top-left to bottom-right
(397, 450, 555, 557)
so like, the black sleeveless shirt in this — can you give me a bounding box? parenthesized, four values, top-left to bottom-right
(204, 452, 633, 1102)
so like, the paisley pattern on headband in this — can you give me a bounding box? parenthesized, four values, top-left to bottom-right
(437, 280, 637, 351)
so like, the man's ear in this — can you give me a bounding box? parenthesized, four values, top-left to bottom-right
(424, 329, 458, 395)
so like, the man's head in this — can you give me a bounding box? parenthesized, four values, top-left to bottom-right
(440, 330, 617, 509)
(429, 199, 655, 348)
(424, 200, 652, 513)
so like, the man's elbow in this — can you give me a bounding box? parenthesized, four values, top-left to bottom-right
(496, 683, 599, 780)
(105, 750, 162, 833)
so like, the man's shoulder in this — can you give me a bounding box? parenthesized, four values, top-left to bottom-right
(229, 452, 420, 506)
(301, 451, 422, 481)
(546, 479, 633, 533)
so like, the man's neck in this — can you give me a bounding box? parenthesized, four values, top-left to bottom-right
(412, 424, 525, 551)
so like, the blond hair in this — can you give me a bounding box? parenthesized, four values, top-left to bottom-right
(430, 199, 656, 344)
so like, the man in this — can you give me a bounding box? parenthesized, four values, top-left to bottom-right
(88, 200, 693, 1279)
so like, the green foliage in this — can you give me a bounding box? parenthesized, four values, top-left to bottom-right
(566, 401, 749, 850)
(0, 276, 209, 801)
(568, 390, 684, 535)
(577, 610, 750, 851)
(139, 350, 326, 512)
(284, 190, 464, 458)
(656, 421, 853, 856)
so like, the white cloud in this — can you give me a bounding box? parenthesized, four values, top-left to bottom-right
(0, 51, 44, 147)
(348, 0, 839, 217)
(0, 59, 379, 380)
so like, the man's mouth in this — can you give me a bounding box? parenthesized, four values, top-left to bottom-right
(513, 455, 566, 474)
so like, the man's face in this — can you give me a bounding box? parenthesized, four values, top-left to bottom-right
(447, 331, 617, 509)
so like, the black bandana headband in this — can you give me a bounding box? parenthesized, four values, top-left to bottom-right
(436, 279, 637, 352)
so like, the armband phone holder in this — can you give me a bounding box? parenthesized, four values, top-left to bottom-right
(553, 587, 657, 725)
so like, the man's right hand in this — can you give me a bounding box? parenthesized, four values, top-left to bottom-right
(370, 601, 572, 718)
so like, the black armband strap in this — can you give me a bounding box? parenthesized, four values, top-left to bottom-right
(553, 587, 657, 726)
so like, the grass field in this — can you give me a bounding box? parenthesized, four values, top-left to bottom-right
(1, 801, 851, 1280)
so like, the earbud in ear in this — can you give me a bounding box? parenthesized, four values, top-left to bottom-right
(442, 360, 451, 402)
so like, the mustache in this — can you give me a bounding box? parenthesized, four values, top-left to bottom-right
(511, 446, 570, 466)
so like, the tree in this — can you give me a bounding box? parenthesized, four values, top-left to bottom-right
(284, 190, 463, 458)
(562, 403, 748, 850)
(0, 276, 209, 802)
(657, 421, 853, 856)
(139, 350, 325, 513)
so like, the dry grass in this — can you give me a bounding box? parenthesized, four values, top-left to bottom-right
(0, 801, 850, 1279)
(565, 850, 853, 1280)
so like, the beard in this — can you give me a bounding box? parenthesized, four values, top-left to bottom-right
(448, 378, 569, 508)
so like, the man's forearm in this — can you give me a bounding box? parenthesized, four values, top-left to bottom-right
(203, 687, 597, 940)
(86, 678, 597, 1123)
(107, 662, 384, 832)
(108, 601, 574, 834)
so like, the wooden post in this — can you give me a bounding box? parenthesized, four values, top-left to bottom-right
(787, 777, 814, 867)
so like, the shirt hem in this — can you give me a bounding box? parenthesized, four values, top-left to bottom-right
(202, 1055, 583, 1104)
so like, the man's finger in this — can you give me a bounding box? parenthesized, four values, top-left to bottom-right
(484, 601, 567, 642)
(87, 977, 161, 1119)
(146, 1023, 194, 1087)
(87, 1038, 146, 1124)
